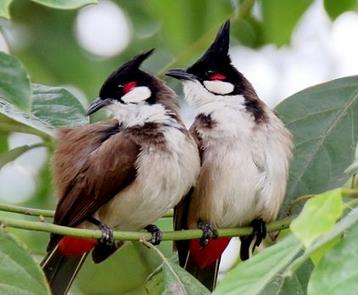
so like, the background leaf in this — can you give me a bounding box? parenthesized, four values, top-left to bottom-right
(0, 143, 43, 169)
(30, 0, 97, 9)
(0, 51, 31, 112)
(0, 229, 51, 295)
(276, 76, 358, 216)
(0, 0, 11, 19)
(261, 0, 313, 45)
(324, 0, 358, 20)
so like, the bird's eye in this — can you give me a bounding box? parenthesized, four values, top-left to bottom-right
(123, 81, 137, 93)
(117, 84, 123, 88)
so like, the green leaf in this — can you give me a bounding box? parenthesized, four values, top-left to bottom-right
(308, 223, 358, 295)
(285, 207, 358, 276)
(324, 0, 358, 20)
(0, 143, 43, 169)
(261, 260, 313, 295)
(213, 235, 303, 295)
(261, 0, 313, 45)
(30, 0, 97, 9)
(0, 229, 51, 295)
(0, 0, 11, 19)
(0, 132, 8, 153)
(0, 51, 31, 112)
(276, 76, 358, 216)
(290, 189, 343, 248)
(0, 83, 88, 137)
(32, 84, 88, 128)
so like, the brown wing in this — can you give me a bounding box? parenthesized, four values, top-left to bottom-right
(48, 120, 139, 249)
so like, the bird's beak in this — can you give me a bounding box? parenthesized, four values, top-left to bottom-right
(166, 69, 197, 81)
(86, 98, 111, 116)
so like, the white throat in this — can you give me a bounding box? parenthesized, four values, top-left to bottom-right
(107, 102, 176, 128)
(182, 80, 246, 115)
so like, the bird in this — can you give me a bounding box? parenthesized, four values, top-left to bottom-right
(166, 21, 292, 291)
(40, 49, 200, 295)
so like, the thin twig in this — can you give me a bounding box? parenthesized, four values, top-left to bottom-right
(0, 216, 294, 241)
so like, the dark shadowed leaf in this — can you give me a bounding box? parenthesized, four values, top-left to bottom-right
(276, 76, 358, 216)
(0, 230, 51, 295)
(214, 235, 303, 295)
(0, 51, 31, 112)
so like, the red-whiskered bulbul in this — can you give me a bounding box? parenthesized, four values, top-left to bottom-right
(41, 49, 200, 295)
(166, 21, 292, 291)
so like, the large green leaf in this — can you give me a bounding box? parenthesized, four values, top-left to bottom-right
(32, 84, 88, 128)
(285, 207, 358, 276)
(261, 260, 313, 295)
(0, 230, 51, 295)
(290, 189, 343, 248)
(0, 51, 31, 112)
(308, 222, 358, 295)
(261, 0, 313, 45)
(0, 83, 88, 137)
(324, 0, 358, 20)
(276, 76, 358, 216)
(213, 235, 303, 295)
(30, 0, 97, 9)
(0, 0, 11, 19)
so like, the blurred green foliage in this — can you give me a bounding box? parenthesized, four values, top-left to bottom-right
(1, 1, 358, 294)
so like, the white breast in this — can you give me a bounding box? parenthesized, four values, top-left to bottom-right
(98, 126, 200, 230)
(183, 81, 292, 227)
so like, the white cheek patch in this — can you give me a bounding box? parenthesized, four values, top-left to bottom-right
(121, 86, 151, 103)
(203, 80, 234, 95)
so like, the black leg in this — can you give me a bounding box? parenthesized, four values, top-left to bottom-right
(88, 217, 115, 247)
(145, 224, 162, 245)
(198, 221, 218, 246)
(251, 218, 267, 250)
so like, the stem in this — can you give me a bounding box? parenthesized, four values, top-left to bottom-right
(0, 203, 174, 219)
(0, 215, 294, 241)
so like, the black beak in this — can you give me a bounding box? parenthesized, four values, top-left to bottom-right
(166, 69, 197, 81)
(86, 98, 111, 116)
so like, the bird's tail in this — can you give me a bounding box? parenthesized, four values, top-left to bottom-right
(40, 245, 88, 295)
(178, 238, 230, 291)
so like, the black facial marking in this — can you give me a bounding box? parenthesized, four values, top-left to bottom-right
(98, 49, 158, 104)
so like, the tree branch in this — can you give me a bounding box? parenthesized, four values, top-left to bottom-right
(0, 215, 294, 241)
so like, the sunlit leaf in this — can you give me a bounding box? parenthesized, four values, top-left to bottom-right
(0, 0, 11, 19)
(324, 0, 358, 20)
(30, 0, 97, 9)
(261, 0, 313, 45)
(276, 76, 358, 216)
(0, 230, 51, 295)
(214, 235, 303, 295)
(308, 223, 358, 295)
(290, 189, 343, 248)
(0, 51, 31, 112)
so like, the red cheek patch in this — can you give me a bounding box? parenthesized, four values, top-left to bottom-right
(209, 73, 226, 80)
(123, 81, 137, 93)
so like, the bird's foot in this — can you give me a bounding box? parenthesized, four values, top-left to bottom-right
(145, 224, 162, 245)
(198, 221, 218, 246)
(251, 218, 267, 249)
(88, 217, 115, 247)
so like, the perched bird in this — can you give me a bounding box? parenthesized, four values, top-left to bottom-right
(166, 21, 292, 291)
(41, 49, 200, 295)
